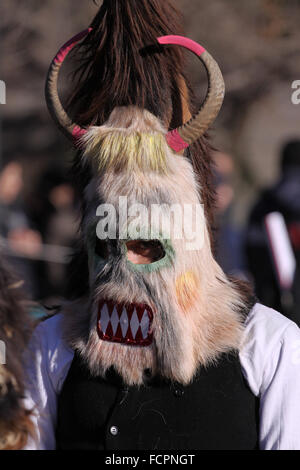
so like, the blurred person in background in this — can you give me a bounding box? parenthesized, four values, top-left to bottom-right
(0, 255, 34, 450)
(246, 140, 300, 324)
(28, 166, 78, 300)
(0, 162, 42, 298)
(213, 151, 247, 278)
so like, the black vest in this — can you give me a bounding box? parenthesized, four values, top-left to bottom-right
(56, 351, 259, 450)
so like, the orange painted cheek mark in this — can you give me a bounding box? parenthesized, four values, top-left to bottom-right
(176, 271, 199, 313)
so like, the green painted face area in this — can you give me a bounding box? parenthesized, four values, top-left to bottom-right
(87, 219, 175, 275)
(124, 237, 175, 273)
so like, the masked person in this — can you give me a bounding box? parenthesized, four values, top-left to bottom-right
(23, 0, 300, 450)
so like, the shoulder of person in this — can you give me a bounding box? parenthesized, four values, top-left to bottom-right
(240, 303, 300, 395)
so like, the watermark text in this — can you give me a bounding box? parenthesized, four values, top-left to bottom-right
(291, 80, 300, 104)
(0, 340, 6, 365)
(0, 80, 6, 104)
(95, 197, 205, 251)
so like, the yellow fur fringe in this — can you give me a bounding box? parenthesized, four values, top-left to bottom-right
(83, 128, 168, 173)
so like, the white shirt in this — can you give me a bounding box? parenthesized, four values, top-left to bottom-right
(23, 303, 300, 450)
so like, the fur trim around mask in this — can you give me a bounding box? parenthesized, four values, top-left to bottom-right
(61, 267, 249, 387)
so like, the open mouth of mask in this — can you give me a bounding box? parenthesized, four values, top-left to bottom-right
(97, 299, 154, 346)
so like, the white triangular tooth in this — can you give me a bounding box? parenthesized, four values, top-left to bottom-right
(130, 308, 139, 339)
(100, 303, 110, 334)
(140, 310, 150, 339)
(110, 306, 119, 335)
(120, 308, 129, 337)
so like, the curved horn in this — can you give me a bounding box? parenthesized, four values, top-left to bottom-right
(157, 35, 225, 152)
(45, 28, 92, 143)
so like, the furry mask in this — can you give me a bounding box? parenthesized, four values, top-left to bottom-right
(45, 1, 253, 386)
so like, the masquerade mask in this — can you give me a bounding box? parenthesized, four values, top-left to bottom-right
(46, 29, 245, 386)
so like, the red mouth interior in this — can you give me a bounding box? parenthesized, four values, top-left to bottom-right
(97, 299, 153, 346)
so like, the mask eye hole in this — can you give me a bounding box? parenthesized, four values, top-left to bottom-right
(126, 240, 165, 265)
(95, 239, 109, 260)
